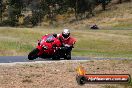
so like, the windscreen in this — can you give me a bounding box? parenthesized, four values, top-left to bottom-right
(46, 35, 54, 43)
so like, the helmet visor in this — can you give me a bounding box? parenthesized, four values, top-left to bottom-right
(62, 33, 70, 38)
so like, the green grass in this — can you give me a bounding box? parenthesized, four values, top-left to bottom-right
(72, 29, 132, 58)
(0, 2, 132, 58)
(0, 27, 132, 58)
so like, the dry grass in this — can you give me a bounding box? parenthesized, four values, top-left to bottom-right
(0, 2, 132, 58)
(0, 60, 131, 88)
(63, 1, 132, 30)
(0, 27, 132, 58)
(72, 30, 132, 58)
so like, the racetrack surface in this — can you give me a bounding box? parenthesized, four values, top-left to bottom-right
(0, 56, 130, 63)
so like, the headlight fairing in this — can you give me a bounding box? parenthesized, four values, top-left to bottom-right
(42, 45, 48, 50)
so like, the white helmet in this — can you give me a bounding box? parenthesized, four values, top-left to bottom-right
(62, 29, 70, 39)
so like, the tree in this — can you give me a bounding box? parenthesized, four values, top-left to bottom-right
(0, 0, 2, 22)
(29, 0, 45, 26)
(118, 0, 131, 3)
(8, 0, 24, 26)
(98, 0, 111, 10)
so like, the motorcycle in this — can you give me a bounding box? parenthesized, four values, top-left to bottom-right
(28, 34, 76, 60)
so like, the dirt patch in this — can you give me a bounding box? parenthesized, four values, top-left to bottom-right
(0, 60, 131, 88)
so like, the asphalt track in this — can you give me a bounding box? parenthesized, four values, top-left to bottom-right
(0, 56, 130, 63)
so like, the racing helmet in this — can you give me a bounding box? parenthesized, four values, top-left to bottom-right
(62, 29, 70, 39)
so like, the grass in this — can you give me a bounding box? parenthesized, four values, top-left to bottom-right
(0, 2, 131, 88)
(0, 27, 132, 59)
(0, 2, 132, 58)
(72, 30, 132, 58)
(64, 1, 132, 30)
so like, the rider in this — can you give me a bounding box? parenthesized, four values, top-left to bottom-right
(57, 29, 76, 53)
(58, 29, 75, 45)
(52, 29, 76, 59)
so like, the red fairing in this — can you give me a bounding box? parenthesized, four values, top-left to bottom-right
(28, 33, 77, 60)
(36, 34, 61, 56)
(58, 34, 76, 46)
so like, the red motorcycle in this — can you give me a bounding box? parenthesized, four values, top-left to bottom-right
(28, 34, 76, 60)
(28, 34, 62, 60)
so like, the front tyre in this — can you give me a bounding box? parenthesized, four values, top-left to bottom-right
(28, 48, 39, 60)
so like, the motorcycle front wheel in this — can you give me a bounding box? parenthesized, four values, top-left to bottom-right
(28, 48, 39, 60)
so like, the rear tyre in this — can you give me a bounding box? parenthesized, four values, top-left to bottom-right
(52, 55, 60, 60)
(28, 48, 39, 60)
(64, 52, 71, 60)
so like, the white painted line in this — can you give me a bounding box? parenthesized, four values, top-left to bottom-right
(0, 60, 91, 66)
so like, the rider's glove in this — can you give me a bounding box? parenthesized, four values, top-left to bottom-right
(58, 47, 65, 50)
(53, 33, 57, 38)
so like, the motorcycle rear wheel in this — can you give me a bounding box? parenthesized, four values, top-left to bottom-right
(28, 48, 39, 60)
(52, 55, 60, 60)
(64, 52, 71, 60)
